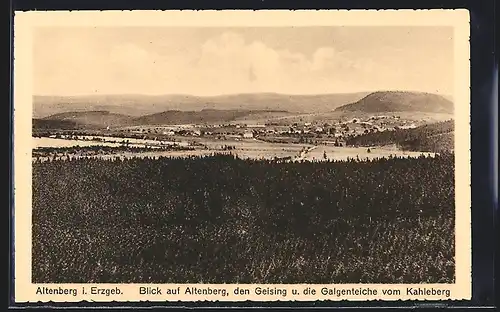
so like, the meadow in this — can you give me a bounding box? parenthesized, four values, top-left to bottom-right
(32, 136, 438, 163)
(32, 153, 455, 284)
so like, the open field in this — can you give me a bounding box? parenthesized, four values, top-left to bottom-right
(301, 145, 435, 162)
(32, 136, 437, 162)
(34, 136, 189, 149)
(34, 137, 123, 148)
(32, 154, 455, 284)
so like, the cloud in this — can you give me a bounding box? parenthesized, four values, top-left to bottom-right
(189, 32, 361, 94)
(311, 47, 337, 71)
(33, 30, 453, 96)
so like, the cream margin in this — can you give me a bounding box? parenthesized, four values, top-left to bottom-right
(13, 9, 471, 303)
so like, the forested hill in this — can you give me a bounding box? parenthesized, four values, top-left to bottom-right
(345, 120, 454, 153)
(335, 91, 453, 114)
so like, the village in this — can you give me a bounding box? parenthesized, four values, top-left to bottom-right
(32, 113, 432, 163)
(108, 114, 419, 145)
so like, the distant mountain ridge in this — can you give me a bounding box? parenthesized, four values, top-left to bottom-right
(33, 91, 454, 130)
(335, 91, 453, 114)
(33, 92, 371, 118)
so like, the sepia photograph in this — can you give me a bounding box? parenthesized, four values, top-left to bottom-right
(14, 10, 471, 302)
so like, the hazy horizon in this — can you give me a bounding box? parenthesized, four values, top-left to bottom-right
(34, 26, 454, 97)
(33, 89, 452, 98)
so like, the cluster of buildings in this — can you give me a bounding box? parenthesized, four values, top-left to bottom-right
(121, 114, 419, 141)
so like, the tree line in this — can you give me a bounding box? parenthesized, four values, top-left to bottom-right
(345, 120, 454, 152)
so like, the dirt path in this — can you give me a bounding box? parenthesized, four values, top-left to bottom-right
(294, 146, 318, 161)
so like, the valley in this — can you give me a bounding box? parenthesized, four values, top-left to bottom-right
(32, 90, 454, 162)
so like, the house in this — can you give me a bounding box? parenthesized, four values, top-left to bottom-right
(243, 131, 254, 138)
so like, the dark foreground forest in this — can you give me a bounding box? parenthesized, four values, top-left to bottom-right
(32, 154, 455, 284)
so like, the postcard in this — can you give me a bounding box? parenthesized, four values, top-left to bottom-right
(13, 9, 471, 303)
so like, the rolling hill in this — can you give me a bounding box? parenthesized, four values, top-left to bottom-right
(32, 119, 83, 130)
(33, 92, 371, 118)
(42, 111, 135, 127)
(131, 109, 288, 126)
(33, 109, 292, 129)
(335, 91, 454, 114)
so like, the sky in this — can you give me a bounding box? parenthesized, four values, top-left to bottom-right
(33, 26, 454, 96)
